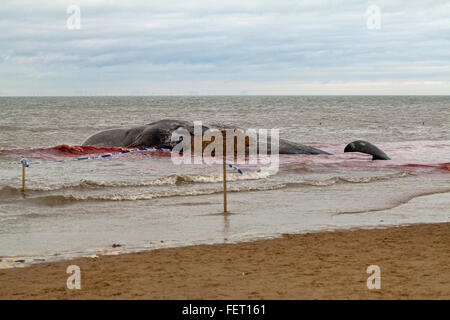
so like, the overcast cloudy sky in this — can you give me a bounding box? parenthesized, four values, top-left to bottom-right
(1, 0, 449, 95)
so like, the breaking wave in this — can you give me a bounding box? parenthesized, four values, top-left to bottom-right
(0, 171, 411, 202)
(0, 171, 272, 196)
(28, 184, 288, 204)
(288, 171, 410, 187)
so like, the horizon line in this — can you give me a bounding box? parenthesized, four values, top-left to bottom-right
(1, 94, 450, 98)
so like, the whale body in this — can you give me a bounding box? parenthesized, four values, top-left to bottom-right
(82, 119, 332, 155)
(83, 119, 391, 159)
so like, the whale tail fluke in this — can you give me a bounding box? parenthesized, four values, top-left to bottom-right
(344, 140, 391, 160)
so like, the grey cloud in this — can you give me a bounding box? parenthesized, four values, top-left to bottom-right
(0, 0, 449, 95)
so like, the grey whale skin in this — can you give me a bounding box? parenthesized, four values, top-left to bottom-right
(83, 119, 390, 159)
(82, 119, 332, 155)
(344, 140, 391, 160)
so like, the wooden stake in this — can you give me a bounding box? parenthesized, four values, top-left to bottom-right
(22, 163, 26, 193)
(222, 130, 227, 213)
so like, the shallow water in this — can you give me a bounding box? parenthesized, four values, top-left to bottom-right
(0, 96, 449, 267)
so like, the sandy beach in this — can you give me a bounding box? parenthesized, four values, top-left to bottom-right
(1, 0, 450, 304)
(0, 222, 449, 300)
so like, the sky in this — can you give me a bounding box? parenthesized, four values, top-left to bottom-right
(0, 0, 449, 96)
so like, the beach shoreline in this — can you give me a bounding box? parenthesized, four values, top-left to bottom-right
(0, 222, 449, 299)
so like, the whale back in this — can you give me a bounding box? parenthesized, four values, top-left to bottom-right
(82, 126, 147, 147)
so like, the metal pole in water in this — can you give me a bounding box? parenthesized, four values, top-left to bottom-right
(20, 157, 29, 195)
(222, 130, 227, 213)
(22, 163, 26, 193)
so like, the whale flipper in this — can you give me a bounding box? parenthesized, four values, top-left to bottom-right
(344, 140, 391, 160)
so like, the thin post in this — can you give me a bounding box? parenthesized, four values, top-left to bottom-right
(22, 163, 26, 193)
(222, 130, 227, 213)
(20, 157, 28, 195)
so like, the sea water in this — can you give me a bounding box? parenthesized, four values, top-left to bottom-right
(0, 96, 449, 266)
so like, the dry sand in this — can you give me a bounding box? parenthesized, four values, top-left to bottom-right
(0, 223, 449, 299)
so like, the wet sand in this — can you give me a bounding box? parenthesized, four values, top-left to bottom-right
(0, 223, 449, 299)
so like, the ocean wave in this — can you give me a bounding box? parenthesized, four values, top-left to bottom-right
(0, 171, 407, 198)
(0, 171, 272, 195)
(286, 171, 410, 187)
(9, 172, 412, 204)
(28, 184, 287, 204)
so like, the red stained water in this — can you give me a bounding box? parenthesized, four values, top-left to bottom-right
(1, 144, 171, 159)
(280, 141, 450, 173)
(52, 144, 129, 154)
(1, 141, 449, 172)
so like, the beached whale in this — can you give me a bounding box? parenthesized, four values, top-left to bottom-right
(344, 140, 391, 160)
(82, 119, 332, 155)
(82, 119, 390, 159)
